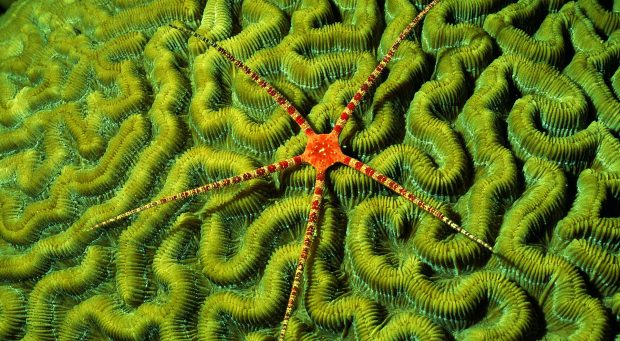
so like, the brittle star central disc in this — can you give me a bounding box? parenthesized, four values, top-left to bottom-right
(302, 132, 345, 173)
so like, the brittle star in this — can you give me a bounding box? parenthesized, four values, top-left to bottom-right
(92, 0, 494, 339)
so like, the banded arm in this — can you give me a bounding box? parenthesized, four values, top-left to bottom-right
(342, 156, 494, 252)
(332, 0, 441, 135)
(169, 24, 316, 136)
(90, 156, 303, 230)
(279, 172, 327, 340)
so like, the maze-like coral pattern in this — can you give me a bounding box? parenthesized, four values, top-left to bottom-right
(1, 0, 619, 339)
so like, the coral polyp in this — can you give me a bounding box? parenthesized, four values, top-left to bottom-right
(0, 0, 619, 340)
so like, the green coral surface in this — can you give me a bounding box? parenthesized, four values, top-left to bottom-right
(1, 0, 619, 339)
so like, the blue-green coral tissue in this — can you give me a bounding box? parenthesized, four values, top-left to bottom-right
(0, 0, 619, 340)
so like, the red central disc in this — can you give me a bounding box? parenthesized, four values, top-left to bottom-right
(301, 131, 346, 173)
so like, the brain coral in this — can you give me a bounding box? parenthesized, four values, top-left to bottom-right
(0, 0, 619, 340)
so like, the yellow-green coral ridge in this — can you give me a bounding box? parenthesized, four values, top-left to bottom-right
(0, 0, 619, 339)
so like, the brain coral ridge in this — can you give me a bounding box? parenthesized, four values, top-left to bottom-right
(0, 0, 619, 340)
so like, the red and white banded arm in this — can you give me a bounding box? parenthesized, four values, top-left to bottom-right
(332, 0, 441, 135)
(170, 24, 316, 136)
(90, 156, 303, 230)
(279, 172, 327, 340)
(342, 156, 493, 252)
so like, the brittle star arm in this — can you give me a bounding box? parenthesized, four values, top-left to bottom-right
(169, 24, 316, 136)
(90, 156, 303, 230)
(279, 171, 326, 340)
(332, 0, 441, 135)
(342, 156, 494, 252)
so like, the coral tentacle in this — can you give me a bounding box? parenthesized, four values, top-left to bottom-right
(169, 24, 316, 136)
(332, 0, 441, 135)
(279, 172, 326, 340)
(90, 155, 303, 230)
(342, 156, 493, 252)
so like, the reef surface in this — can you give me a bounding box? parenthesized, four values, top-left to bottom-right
(0, 0, 619, 339)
